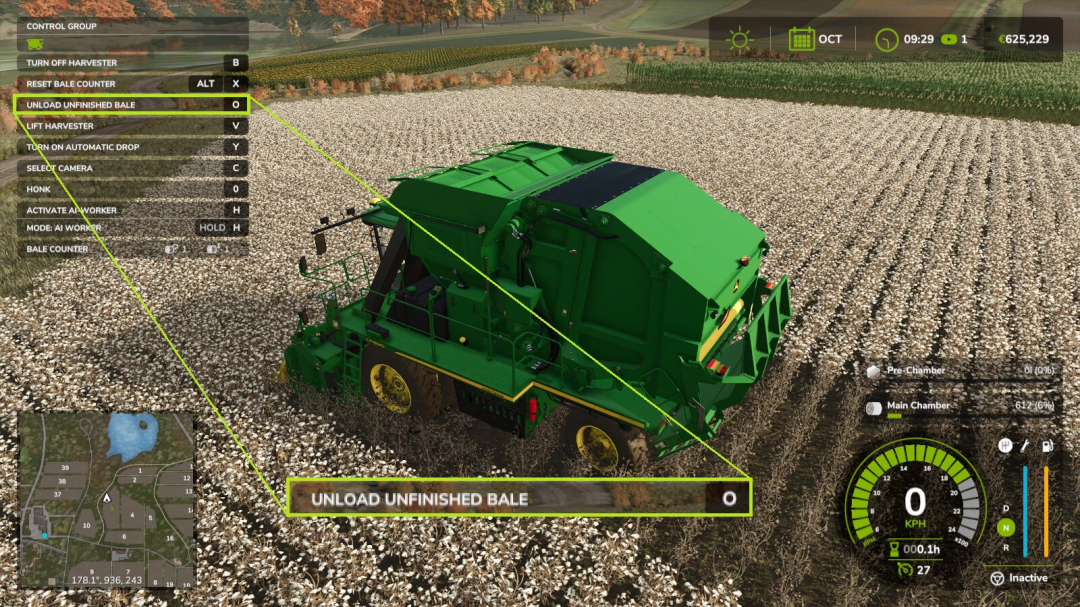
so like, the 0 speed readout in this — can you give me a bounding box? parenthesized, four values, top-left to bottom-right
(845, 438, 987, 580)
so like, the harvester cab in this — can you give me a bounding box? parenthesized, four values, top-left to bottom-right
(283, 142, 791, 471)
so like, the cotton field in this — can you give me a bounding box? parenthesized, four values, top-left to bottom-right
(0, 86, 1077, 605)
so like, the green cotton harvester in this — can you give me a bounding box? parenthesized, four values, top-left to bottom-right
(281, 142, 791, 471)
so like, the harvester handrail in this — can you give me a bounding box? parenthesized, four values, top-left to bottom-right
(301, 250, 369, 277)
(362, 290, 522, 376)
(388, 165, 449, 181)
(469, 141, 532, 156)
(355, 289, 581, 398)
(511, 330, 570, 394)
(300, 251, 371, 305)
(639, 367, 687, 409)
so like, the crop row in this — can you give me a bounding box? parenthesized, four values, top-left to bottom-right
(246, 48, 377, 70)
(245, 44, 564, 88)
(626, 53, 1080, 124)
(651, 99, 1077, 603)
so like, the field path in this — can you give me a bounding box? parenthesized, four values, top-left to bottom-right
(592, 0, 645, 33)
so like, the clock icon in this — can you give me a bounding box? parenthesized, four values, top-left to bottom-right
(875, 28, 900, 52)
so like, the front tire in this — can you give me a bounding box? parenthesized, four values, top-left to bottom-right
(560, 407, 650, 472)
(361, 347, 446, 420)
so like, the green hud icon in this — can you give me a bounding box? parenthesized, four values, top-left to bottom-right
(27, 39, 43, 51)
(889, 541, 900, 558)
(788, 27, 815, 52)
(724, 26, 755, 54)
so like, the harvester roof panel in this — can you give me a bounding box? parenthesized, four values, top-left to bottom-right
(413, 142, 614, 201)
(537, 162, 664, 209)
(601, 172, 766, 301)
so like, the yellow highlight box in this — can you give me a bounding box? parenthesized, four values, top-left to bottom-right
(13, 93, 251, 116)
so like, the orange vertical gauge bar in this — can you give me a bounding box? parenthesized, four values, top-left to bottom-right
(1043, 466, 1049, 558)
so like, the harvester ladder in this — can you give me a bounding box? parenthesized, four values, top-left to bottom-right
(341, 331, 366, 396)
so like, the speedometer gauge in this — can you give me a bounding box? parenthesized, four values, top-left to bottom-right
(844, 438, 987, 579)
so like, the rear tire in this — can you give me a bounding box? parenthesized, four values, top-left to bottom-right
(560, 406, 650, 472)
(361, 347, 446, 420)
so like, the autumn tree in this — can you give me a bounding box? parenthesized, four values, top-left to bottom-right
(20, 0, 172, 20)
(76, 0, 135, 19)
(427, 0, 457, 34)
(412, 0, 434, 33)
(215, 0, 264, 17)
(469, 0, 493, 28)
(383, 0, 413, 34)
(454, 0, 469, 28)
(287, 0, 320, 18)
(287, 17, 302, 50)
(128, 0, 175, 19)
(20, 0, 72, 18)
(552, 0, 572, 20)
(519, 0, 550, 24)
(223, 0, 248, 16)
(182, 0, 237, 15)
(314, 0, 380, 28)
(576, 0, 597, 15)
(0, 105, 17, 135)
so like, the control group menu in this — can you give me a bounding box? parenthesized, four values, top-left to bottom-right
(15, 17, 251, 259)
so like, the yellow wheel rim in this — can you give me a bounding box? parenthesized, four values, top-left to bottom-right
(370, 364, 411, 414)
(576, 425, 619, 472)
(276, 361, 288, 384)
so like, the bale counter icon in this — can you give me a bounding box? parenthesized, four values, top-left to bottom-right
(280, 142, 791, 470)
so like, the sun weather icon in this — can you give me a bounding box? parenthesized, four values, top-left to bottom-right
(725, 26, 755, 54)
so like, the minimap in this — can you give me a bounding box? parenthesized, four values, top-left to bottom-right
(18, 412, 195, 589)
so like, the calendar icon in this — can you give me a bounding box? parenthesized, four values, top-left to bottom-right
(789, 27, 816, 52)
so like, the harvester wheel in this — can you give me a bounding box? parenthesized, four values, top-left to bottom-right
(561, 407, 650, 473)
(361, 347, 446, 420)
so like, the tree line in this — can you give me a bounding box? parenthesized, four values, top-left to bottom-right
(18, 0, 602, 32)
(382, 1, 600, 34)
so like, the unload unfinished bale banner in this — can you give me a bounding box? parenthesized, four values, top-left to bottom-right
(287, 478, 752, 517)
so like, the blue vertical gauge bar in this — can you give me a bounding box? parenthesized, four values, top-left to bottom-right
(1022, 466, 1028, 558)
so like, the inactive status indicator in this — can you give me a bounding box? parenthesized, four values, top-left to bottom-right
(844, 437, 986, 581)
(985, 422, 1062, 589)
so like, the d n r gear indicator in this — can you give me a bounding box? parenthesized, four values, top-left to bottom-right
(844, 437, 987, 580)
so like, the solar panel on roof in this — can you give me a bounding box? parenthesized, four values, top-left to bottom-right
(537, 162, 664, 209)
